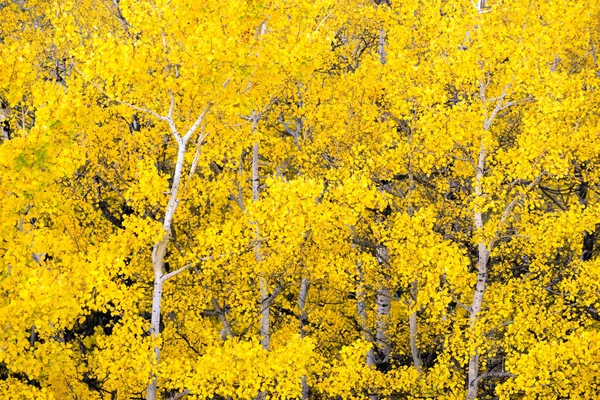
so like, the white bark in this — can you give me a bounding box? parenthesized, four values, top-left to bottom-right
(251, 137, 272, 352)
(145, 100, 211, 400)
(372, 12, 390, 371)
(374, 246, 391, 370)
(374, 288, 391, 364)
(188, 122, 208, 178)
(466, 81, 543, 398)
(471, 0, 489, 13)
(259, 278, 270, 350)
(409, 282, 422, 369)
(466, 144, 489, 400)
(466, 84, 508, 399)
(356, 263, 376, 368)
(466, 165, 544, 400)
(146, 277, 164, 400)
(378, 28, 387, 65)
(212, 298, 233, 339)
(250, 115, 274, 400)
(298, 278, 310, 400)
(0, 115, 8, 141)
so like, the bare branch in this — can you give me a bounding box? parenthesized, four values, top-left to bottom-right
(168, 91, 175, 121)
(499, 95, 535, 111)
(474, 372, 516, 386)
(257, 285, 282, 316)
(182, 103, 212, 143)
(161, 263, 192, 282)
(280, 114, 299, 139)
(167, 389, 191, 400)
(212, 298, 234, 339)
(188, 122, 208, 178)
(489, 171, 545, 250)
(484, 84, 510, 130)
(77, 71, 168, 120)
(161, 258, 206, 282)
(314, 12, 332, 32)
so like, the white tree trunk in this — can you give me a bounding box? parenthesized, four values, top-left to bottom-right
(250, 120, 274, 400)
(145, 101, 211, 400)
(374, 288, 391, 365)
(146, 277, 164, 400)
(373, 244, 391, 373)
(409, 282, 422, 369)
(251, 139, 271, 353)
(466, 145, 488, 400)
(355, 263, 377, 400)
(378, 28, 387, 65)
(147, 142, 186, 400)
(298, 278, 310, 400)
(356, 263, 375, 368)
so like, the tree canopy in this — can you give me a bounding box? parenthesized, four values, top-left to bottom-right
(1, 0, 600, 399)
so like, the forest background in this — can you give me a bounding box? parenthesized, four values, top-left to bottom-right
(1, 0, 600, 399)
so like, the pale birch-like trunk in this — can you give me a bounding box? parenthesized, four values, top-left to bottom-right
(145, 100, 211, 400)
(355, 263, 377, 400)
(465, 83, 511, 400)
(0, 115, 9, 141)
(373, 246, 391, 372)
(406, 134, 423, 370)
(298, 278, 310, 400)
(251, 119, 273, 400)
(409, 282, 422, 369)
(466, 145, 489, 400)
(371, 18, 392, 394)
(251, 139, 271, 352)
(378, 28, 387, 65)
(473, 0, 488, 13)
(356, 263, 376, 368)
(374, 288, 391, 365)
(466, 165, 543, 400)
(147, 142, 186, 400)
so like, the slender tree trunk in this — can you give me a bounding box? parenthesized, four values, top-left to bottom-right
(146, 101, 211, 400)
(402, 92, 424, 371)
(251, 139, 271, 353)
(147, 143, 186, 400)
(409, 282, 422, 369)
(575, 166, 596, 261)
(374, 288, 391, 366)
(378, 28, 387, 65)
(356, 263, 376, 368)
(298, 278, 310, 400)
(259, 279, 270, 350)
(0, 115, 9, 141)
(251, 119, 272, 400)
(146, 277, 164, 400)
(356, 262, 377, 400)
(372, 24, 391, 390)
(374, 246, 391, 372)
(466, 145, 489, 400)
(465, 83, 508, 399)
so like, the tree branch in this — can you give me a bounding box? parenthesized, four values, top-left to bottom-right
(212, 298, 234, 339)
(474, 371, 516, 386)
(78, 71, 168, 121)
(182, 103, 212, 143)
(489, 171, 545, 250)
(167, 389, 191, 400)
